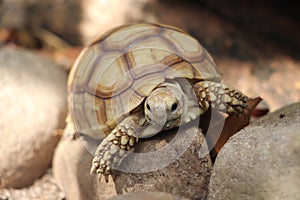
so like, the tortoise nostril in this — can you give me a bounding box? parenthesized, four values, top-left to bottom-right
(171, 103, 178, 112)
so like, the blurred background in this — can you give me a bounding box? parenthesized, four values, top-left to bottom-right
(1, 0, 299, 111)
(0, 0, 299, 199)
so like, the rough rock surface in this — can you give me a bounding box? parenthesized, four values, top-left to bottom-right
(53, 137, 117, 200)
(112, 124, 212, 200)
(207, 102, 300, 200)
(109, 191, 189, 200)
(0, 47, 67, 188)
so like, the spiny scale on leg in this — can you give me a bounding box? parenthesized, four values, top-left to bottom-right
(90, 121, 139, 182)
(194, 81, 250, 116)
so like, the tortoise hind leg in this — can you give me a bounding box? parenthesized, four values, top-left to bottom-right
(90, 112, 146, 182)
(193, 81, 249, 116)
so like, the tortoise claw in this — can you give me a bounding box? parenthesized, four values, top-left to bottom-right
(91, 123, 138, 182)
(90, 138, 118, 182)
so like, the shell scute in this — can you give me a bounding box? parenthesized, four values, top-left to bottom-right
(132, 72, 166, 97)
(125, 48, 170, 79)
(161, 29, 202, 59)
(102, 25, 161, 52)
(165, 61, 195, 79)
(104, 96, 124, 124)
(120, 88, 144, 114)
(73, 93, 107, 138)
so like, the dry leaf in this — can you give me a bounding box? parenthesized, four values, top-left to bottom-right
(202, 97, 262, 158)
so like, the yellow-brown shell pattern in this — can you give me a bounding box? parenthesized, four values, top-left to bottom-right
(69, 23, 221, 139)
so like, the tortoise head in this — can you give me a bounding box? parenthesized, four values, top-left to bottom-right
(144, 81, 186, 130)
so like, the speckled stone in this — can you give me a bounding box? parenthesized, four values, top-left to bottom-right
(112, 123, 212, 200)
(109, 191, 189, 200)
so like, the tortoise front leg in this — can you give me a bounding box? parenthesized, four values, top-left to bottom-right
(90, 112, 146, 182)
(193, 81, 249, 116)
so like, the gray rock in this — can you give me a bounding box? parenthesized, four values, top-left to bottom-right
(0, 48, 67, 188)
(208, 102, 300, 200)
(109, 191, 189, 200)
(53, 137, 117, 200)
(112, 124, 212, 200)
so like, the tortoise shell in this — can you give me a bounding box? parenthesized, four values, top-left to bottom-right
(69, 23, 221, 140)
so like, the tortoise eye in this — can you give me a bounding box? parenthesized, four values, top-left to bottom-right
(146, 103, 151, 111)
(171, 103, 178, 112)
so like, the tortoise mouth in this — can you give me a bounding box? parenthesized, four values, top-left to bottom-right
(146, 114, 180, 130)
(164, 117, 181, 129)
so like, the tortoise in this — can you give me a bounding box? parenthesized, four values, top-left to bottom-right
(67, 23, 251, 182)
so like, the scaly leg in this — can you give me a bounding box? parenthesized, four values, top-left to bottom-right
(90, 111, 147, 182)
(193, 81, 249, 116)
